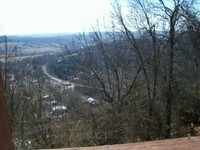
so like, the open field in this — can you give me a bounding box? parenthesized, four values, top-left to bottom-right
(39, 136, 200, 150)
(0, 41, 61, 62)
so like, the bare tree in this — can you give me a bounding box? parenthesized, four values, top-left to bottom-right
(110, 0, 198, 138)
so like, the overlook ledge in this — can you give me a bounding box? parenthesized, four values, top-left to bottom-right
(39, 136, 200, 150)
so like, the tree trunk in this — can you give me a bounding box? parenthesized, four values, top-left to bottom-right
(165, 10, 176, 138)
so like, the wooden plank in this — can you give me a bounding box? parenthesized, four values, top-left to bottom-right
(39, 136, 200, 150)
(0, 71, 14, 150)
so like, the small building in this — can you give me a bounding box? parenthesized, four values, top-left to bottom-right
(51, 105, 68, 116)
(86, 97, 98, 105)
(42, 94, 49, 100)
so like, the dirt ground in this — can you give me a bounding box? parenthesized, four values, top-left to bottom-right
(40, 136, 200, 150)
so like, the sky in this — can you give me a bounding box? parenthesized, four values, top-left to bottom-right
(0, 0, 112, 35)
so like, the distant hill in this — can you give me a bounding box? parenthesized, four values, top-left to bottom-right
(0, 33, 80, 55)
(6, 33, 78, 44)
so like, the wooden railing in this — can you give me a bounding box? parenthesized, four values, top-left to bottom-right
(0, 71, 14, 150)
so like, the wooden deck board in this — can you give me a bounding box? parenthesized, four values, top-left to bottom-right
(39, 136, 200, 150)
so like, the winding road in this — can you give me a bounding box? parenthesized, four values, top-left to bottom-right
(42, 64, 75, 89)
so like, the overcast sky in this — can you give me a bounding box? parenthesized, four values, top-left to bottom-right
(0, 0, 112, 35)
